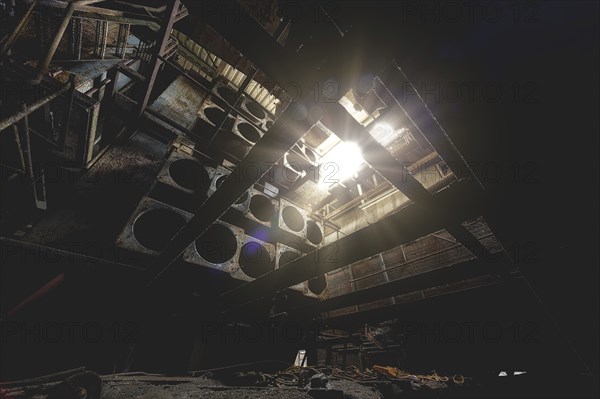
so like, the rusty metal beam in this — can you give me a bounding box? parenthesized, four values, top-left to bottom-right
(321, 103, 436, 205)
(149, 1, 499, 306)
(117, 63, 146, 83)
(325, 275, 508, 324)
(377, 64, 484, 189)
(219, 178, 484, 311)
(191, 0, 485, 217)
(144, 4, 356, 287)
(146, 98, 320, 286)
(290, 258, 501, 315)
(320, 102, 492, 264)
(137, 0, 180, 116)
(192, 1, 491, 267)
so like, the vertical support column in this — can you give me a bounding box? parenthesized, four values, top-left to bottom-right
(58, 74, 76, 150)
(12, 125, 26, 172)
(358, 342, 365, 371)
(137, 0, 180, 117)
(106, 65, 120, 109)
(93, 20, 101, 57)
(347, 266, 360, 314)
(115, 23, 130, 58)
(83, 101, 100, 166)
(378, 253, 396, 305)
(36, 8, 48, 54)
(143, 41, 152, 66)
(325, 345, 332, 365)
(94, 20, 108, 59)
(19, 103, 46, 209)
(69, 17, 82, 60)
(305, 323, 318, 367)
(20, 103, 34, 186)
(135, 40, 145, 71)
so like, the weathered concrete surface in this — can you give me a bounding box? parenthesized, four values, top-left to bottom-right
(149, 76, 208, 130)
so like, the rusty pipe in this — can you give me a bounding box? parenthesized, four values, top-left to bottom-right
(7, 273, 65, 317)
(0, 0, 38, 59)
(0, 81, 72, 132)
(12, 125, 27, 172)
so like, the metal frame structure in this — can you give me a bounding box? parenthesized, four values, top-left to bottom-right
(0, 0, 518, 322)
(133, 1, 518, 319)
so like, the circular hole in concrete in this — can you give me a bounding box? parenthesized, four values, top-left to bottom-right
(308, 275, 327, 295)
(204, 107, 225, 125)
(168, 159, 209, 192)
(246, 101, 265, 120)
(279, 250, 300, 267)
(217, 86, 237, 104)
(195, 223, 238, 264)
(306, 220, 323, 245)
(239, 242, 274, 278)
(281, 162, 301, 184)
(265, 120, 273, 129)
(237, 122, 261, 143)
(133, 208, 186, 252)
(249, 195, 275, 222)
(286, 151, 305, 174)
(282, 206, 305, 232)
(215, 174, 227, 189)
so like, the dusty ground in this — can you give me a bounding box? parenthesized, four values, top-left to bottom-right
(101, 381, 313, 399)
(328, 380, 383, 399)
(100, 376, 383, 399)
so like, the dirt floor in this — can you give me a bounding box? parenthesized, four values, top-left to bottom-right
(100, 375, 383, 399)
(101, 382, 313, 399)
